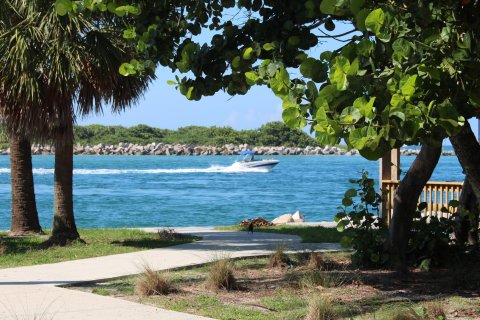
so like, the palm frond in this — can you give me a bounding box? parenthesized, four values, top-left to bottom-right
(0, 0, 153, 141)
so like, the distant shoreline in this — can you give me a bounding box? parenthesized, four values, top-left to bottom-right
(0, 143, 456, 156)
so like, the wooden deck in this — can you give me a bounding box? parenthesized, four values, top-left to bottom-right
(381, 180, 463, 224)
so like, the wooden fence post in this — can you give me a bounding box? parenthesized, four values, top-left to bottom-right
(380, 149, 400, 223)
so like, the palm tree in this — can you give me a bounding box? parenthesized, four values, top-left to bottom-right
(0, 0, 153, 244)
(0, 1, 47, 236)
(8, 135, 42, 235)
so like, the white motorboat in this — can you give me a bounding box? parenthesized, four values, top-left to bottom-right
(236, 150, 279, 171)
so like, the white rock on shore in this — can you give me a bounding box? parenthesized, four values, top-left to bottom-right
(292, 210, 305, 223)
(271, 214, 294, 224)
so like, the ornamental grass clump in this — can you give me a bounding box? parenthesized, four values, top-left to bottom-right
(135, 266, 175, 296)
(307, 252, 325, 269)
(206, 258, 237, 291)
(269, 245, 291, 268)
(423, 300, 446, 320)
(305, 296, 338, 320)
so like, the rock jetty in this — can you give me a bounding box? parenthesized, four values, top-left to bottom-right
(0, 143, 455, 156)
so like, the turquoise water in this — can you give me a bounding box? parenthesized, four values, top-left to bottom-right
(0, 155, 464, 230)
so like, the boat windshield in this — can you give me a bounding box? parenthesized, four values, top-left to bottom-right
(242, 154, 254, 162)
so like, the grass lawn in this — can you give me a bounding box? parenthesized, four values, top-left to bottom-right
(0, 228, 198, 269)
(216, 225, 348, 243)
(75, 252, 480, 320)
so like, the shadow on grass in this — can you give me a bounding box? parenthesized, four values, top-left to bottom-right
(0, 234, 198, 255)
(110, 236, 200, 249)
(237, 262, 268, 271)
(360, 253, 480, 294)
(0, 235, 54, 255)
(221, 225, 351, 243)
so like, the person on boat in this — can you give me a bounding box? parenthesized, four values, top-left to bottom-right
(245, 145, 254, 161)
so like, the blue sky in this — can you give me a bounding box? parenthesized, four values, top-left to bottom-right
(77, 70, 283, 130)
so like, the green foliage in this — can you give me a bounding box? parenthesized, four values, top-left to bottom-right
(336, 172, 462, 269)
(73, 122, 320, 147)
(66, 1, 480, 160)
(256, 121, 318, 147)
(408, 201, 457, 270)
(102, 0, 480, 161)
(335, 171, 389, 267)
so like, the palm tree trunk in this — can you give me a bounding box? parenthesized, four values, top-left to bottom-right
(48, 120, 81, 246)
(9, 135, 42, 235)
(389, 144, 442, 273)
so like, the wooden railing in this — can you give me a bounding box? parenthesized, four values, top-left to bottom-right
(381, 180, 463, 224)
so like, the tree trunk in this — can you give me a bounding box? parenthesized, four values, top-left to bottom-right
(389, 144, 442, 273)
(450, 121, 480, 250)
(47, 119, 81, 246)
(9, 136, 42, 235)
(455, 178, 479, 249)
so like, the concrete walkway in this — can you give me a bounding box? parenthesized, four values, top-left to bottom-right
(0, 227, 341, 320)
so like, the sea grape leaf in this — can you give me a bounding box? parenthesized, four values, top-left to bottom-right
(400, 75, 418, 97)
(365, 9, 385, 35)
(300, 58, 328, 83)
(55, 0, 72, 16)
(345, 188, 357, 198)
(340, 106, 361, 124)
(243, 47, 254, 60)
(119, 63, 136, 76)
(330, 56, 351, 91)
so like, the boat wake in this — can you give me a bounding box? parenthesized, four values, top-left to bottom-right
(0, 163, 269, 175)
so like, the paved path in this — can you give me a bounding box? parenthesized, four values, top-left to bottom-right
(0, 227, 341, 320)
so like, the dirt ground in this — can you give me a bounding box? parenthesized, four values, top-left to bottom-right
(72, 252, 480, 319)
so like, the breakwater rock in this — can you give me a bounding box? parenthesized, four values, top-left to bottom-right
(0, 144, 455, 156)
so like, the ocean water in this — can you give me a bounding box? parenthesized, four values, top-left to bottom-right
(0, 155, 464, 230)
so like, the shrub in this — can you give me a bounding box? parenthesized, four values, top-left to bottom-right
(305, 296, 338, 320)
(269, 245, 291, 268)
(73, 122, 320, 147)
(335, 171, 389, 267)
(409, 209, 456, 270)
(206, 258, 237, 291)
(135, 266, 175, 296)
(335, 171, 459, 269)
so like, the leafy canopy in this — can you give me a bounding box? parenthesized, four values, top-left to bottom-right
(62, 0, 480, 159)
